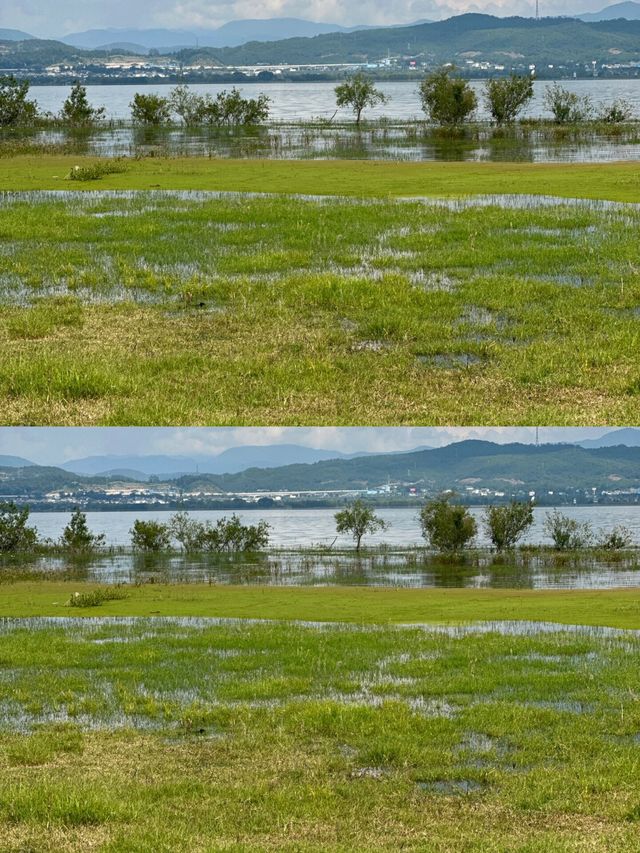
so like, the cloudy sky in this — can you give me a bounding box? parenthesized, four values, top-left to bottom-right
(0, 427, 618, 465)
(3, 0, 606, 38)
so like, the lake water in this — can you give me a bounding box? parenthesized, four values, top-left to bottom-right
(27, 505, 640, 548)
(28, 80, 640, 122)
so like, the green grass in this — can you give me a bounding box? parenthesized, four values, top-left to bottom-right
(1, 189, 640, 423)
(1, 615, 640, 850)
(1, 582, 640, 628)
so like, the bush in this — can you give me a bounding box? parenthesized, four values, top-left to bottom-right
(419, 494, 477, 552)
(67, 161, 126, 181)
(130, 92, 171, 125)
(67, 587, 128, 608)
(0, 75, 38, 127)
(484, 501, 534, 551)
(168, 511, 270, 552)
(200, 88, 270, 126)
(59, 82, 105, 126)
(130, 519, 172, 551)
(419, 67, 477, 126)
(334, 500, 388, 551)
(598, 98, 634, 123)
(543, 510, 593, 550)
(597, 525, 634, 550)
(59, 509, 105, 552)
(544, 84, 593, 123)
(168, 84, 205, 125)
(0, 502, 38, 553)
(335, 74, 388, 125)
(484, 74, 534, 125)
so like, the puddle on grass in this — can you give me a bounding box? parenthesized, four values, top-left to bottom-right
(417, 779, 484, 795)
(417, 353, 484, 369)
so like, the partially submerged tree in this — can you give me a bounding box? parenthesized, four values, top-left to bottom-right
(544, 83, 593, 124)
(167, 511, 270, 552)
(200, 88, 271, 126)
(419, 493, 477, 552)
(130, 93, 172, 125)
(0, 75, 38, 126)
(543, 510, 593, 550)
(419, 67, 477, 126)
(597, 524, 634, 550)
(484, 74, 534, 125)
(60, 508, 106, 552)
(335, 73, 388, 126)
(598, 98, 634, 124)
(0, 502, 38, 552)
(60, 82, 105, 126)
(131, 519, 172, 551)
(484, 501, 534, 552)
(334, 500, 388, 551)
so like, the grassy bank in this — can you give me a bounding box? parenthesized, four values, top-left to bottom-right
(2, 155, 640, 200)
(1, 615, 640, 851)
(1, 582, 639, 628)
(1, 189, 640, 424)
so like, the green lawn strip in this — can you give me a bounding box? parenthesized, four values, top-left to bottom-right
(1, 582, 639, 628)
(2, 155, 640, 201)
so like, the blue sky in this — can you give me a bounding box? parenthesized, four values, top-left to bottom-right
(0, 427, 617, 465)
(3, 0, 608, 38)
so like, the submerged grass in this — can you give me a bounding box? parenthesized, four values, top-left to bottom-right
(0, 616, 639, 850)
(0, 189, 639, 423)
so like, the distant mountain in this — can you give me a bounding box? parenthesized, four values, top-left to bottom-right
(0, 455, 35, 468)
(60, 28, 199, 50)
(576, 428, 640, 448)
(0, 28, 34, 41)
(578, 1, 640, 21)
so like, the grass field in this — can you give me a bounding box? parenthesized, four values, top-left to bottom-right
(1, 612, 640, 851)
(1, 184, 640, 424)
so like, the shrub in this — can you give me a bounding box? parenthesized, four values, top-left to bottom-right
(484, 74, 534, 125)
(0, 75, 38, 127)
(335, 500, 388, 551)
(130, 519, 172, 551)
(200, 88, 271, 126)
(597, 525, 634, 550)
(419, 494, 477, 552)
(419, 67, 477, 126)
(59, 82, 105, 126)
(67, 161, 126, 181)
(543, 510, 593, 550)
(544, 83, 593, 123)
(0, 502, 38, 552)
(67, 587, 128, 608)
(335, 74, 388, 125)
(168, 511, 270, 552)
(130, 92, 172, 125)
(60, 508, 105, 552)
(484, 501, 534, 551)
(598, 98, 634, 123)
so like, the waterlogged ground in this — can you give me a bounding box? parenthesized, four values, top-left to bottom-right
(0, 617, 639, 851)
(1, 189, 640, 424)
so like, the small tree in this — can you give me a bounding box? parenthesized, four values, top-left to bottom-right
(60, 508, 105, 552)
(484, 74, 533, 126)
(168, 510, 205, 552)
(168, 84, 206, 125)
(419, 493, 477, 552)
(200, 88, 270, 126)
(543, 510, 593, 550)
(544, 83, 593, 124)
(130, 93, 171, 125)
(597, 525, 634, 550)
(598, 98, 634, 124)
(419, 67, 477, 127)
(335, 500, 388, 551)
(130, 519, 172, 551)
(60, 82, 105, 126)
(197, 515, 271, 551)
(484, 501, 534, 552)
(0, 502, 38, 552)
(0, 75, 38, 127)
(335, 74, 388, 126)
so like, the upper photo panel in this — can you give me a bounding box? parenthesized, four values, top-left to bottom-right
(1, 4, 640, 425)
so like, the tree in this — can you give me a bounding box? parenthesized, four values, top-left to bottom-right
(60, 82, 105, 126)
(168, 510, 205, 552)
(0, 75, 38, 127)
(168, 84, 207, 125)
(598, 98, 634, 124)
(199, 88, 271, 126)
(0, 502, 38, 552)
(419, 67, 477, 126)
(543, 83, 592, 124)
(484, 74, 533, 126)
(597, 525, 634, 550)
(60, 508, 106, 552)
(130, 93, 171, 125)
(483, 501, 534, 552)
(197, 515, 271, 551)
(334, 500, 388, 551)
(335, 74, 388, 126)
(543, 510, 593, 550)
(419, 494, 477, 552)
(130, 519, 172, 551)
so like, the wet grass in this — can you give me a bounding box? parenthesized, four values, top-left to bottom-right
(0, 190, 639, 424)
(0, 616, 640, 850)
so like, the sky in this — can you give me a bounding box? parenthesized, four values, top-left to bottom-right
(1, 0, 611, 38)
(0, 427, 619, 465)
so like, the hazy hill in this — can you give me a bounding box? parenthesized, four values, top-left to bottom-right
(0, 29, 33, 41)
(576, 428, 640, 448)
(578, 1, 640, 20)
(0, 455, 35, 468)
